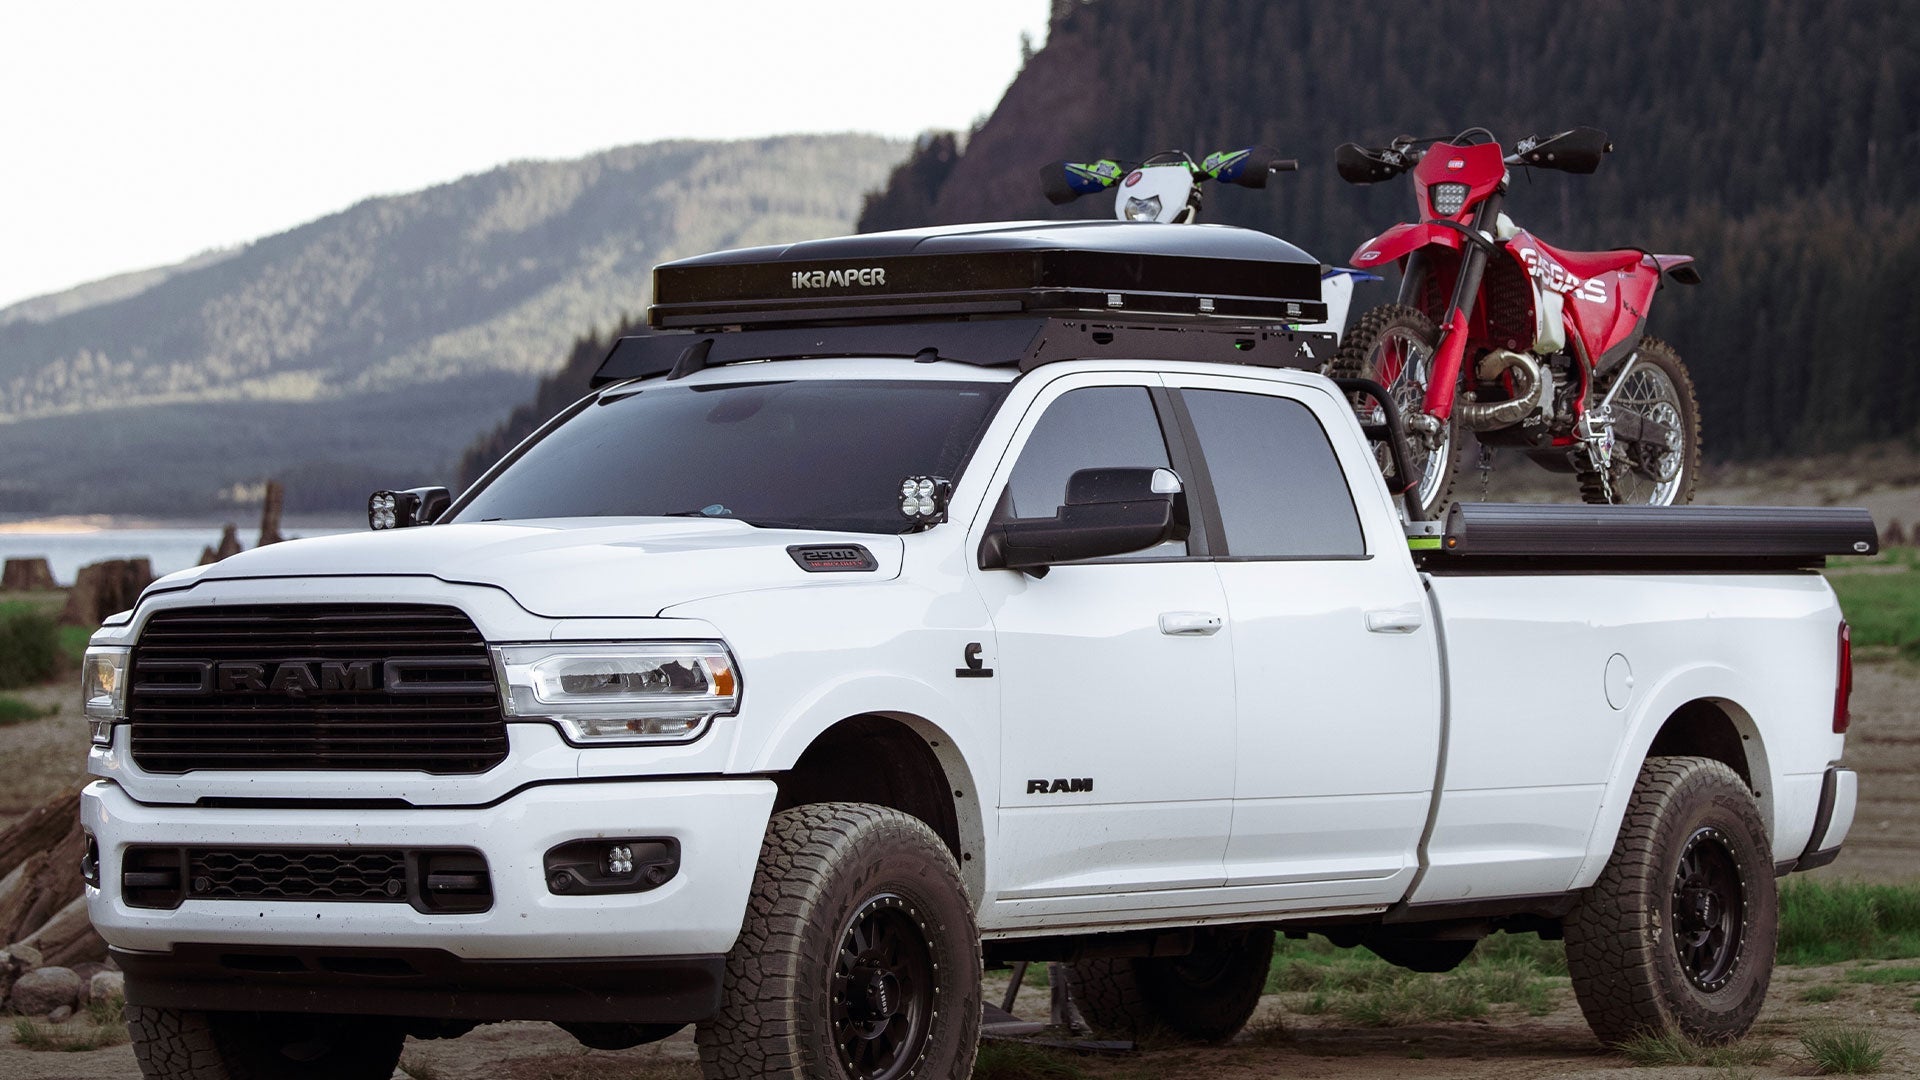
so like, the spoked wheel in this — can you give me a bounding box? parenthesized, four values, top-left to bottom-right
(1328, 304, 1469, 520)
(832, 895, 937, 1080)
(696, 803, 979, 1079)
(1564, 756, 1775, 1045)
(1581, 337, 1701, 506)
(1671, 827, 1748, 993)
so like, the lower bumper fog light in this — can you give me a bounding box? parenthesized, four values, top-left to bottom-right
(544, 838, 679, 895)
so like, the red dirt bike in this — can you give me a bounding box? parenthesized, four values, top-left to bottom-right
(1330, 127, 1702, 519)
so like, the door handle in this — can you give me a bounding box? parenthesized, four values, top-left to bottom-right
(1159, 612, 1223, 636)
(1366, 608, 1425, 634)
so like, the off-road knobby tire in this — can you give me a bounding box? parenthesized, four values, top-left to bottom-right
(1326, 304, 1471, 521)
(124, 1005, 404, 1080)
(1064, 926, 1274, 1043)
(1578, 336, 1702, 506)
(695, 803, 980, 1079)
(1563, 756, 1776, 1046)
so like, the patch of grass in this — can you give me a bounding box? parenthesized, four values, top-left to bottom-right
(1800, 1024, 1890, 1074)
(0, 694, 56, 725)
(1828, 555, 1920, 654)
(973, 1040, 1089, 1080)
(1802, 983, 1846, 1002)
(1780, 879, 1920, 965)
(57, 624, 91, 668)
(9, 995, 129, 1052)
(0, 604, 58, 689)
(1617, 1029, 1775, 1067)
(1846, 963, 1920, 984)
(1262, 931, 1560, 1027)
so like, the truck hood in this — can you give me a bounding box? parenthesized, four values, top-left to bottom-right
(186, 518, 904, 618)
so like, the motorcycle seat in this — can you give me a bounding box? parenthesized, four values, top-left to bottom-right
(1531, 239, 1646, 279)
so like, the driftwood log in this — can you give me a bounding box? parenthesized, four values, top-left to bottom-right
(0, 788, 98, 968)
(0, 557, 56, 592)
(59, 558, 154, 626)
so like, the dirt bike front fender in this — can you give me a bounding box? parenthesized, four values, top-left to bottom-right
(1350, 222, 1465, 271)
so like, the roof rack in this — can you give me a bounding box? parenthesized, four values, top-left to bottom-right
(595, 221, 1343, 386)
(645, 220, 1329, 330)
(592, 317, 1337, 387)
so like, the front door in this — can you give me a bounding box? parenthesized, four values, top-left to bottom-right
(971, 374, 1238, 917)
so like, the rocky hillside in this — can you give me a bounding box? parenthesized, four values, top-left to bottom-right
(0, 134, 902, 513)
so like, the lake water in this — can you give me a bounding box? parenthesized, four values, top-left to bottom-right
(0, 520, 359, 586)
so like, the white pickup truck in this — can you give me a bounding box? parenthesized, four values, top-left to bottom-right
(80, 223, 1868, 1080)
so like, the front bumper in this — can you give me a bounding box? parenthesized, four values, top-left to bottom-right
(112, 944, 726, 1024)
(83, 776, 777, 961)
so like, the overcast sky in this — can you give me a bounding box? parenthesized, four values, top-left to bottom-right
(0, 0, 1049, 309)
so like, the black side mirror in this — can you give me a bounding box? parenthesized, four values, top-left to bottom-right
(1521, 127, 1611, 174)
(980, 467, 1186, 571)
(369, 486, 451, 530)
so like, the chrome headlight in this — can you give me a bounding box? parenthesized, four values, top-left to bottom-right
(81, 646, 131, 746)
(493, 643, 739, 744)
(1123, 194, 1163, 222)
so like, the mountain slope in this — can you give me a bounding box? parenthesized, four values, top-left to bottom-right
(857, 0, 1920, 458)
(0, 134, 902, 513)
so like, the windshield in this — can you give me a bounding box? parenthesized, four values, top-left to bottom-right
(452, 378, 1010, 533)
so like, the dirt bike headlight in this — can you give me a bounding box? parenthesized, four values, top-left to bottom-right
(1430, 182, 1470, 216)
(493, 642, 739, 744)
(1123, 195, 1163, 222)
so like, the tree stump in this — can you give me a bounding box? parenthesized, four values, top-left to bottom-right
(58, 558, 154, 626)
(0, 557, 56, 592)
(258, 479, 286, 547)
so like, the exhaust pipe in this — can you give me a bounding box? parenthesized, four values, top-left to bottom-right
(1458, 349, 1546, 430)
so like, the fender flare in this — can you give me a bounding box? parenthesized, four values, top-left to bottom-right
(745, 672, 990, 897)
(1568, 662, 1772, 890)
(1351, 221, 1468, 270)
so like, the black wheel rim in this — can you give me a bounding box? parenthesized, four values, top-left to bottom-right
(831, 893, 937, 1080)
(1671, 826, 1748, 992)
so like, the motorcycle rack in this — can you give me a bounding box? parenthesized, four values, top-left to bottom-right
(1329, 376, 1426, 517)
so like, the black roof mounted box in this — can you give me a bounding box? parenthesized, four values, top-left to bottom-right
(646, 221, 1329, 329)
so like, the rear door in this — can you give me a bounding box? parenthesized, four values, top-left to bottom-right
(969, 373, 1239, 916)
(1162, 373, 1441, 909)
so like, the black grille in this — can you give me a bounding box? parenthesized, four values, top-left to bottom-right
(128, 604, 507, 774)
(123, 846, 494, 913)
(192, 847, 408, 901)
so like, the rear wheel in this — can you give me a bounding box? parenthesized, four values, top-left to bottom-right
(1579, 338, 1701, 505)
(125, 1007, 403, 1080)
(1563, 756, 1775, 1045)
(1065, 926, 1274, 1043)
(1328, 304, 1470, 520)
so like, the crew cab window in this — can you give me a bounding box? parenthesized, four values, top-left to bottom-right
(997, 385, 1186, 558)
(452, 379, 1009, 534)
(1181, 389, 1365, 558)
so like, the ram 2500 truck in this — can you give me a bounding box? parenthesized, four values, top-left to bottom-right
(80, 222, 1869, 1080)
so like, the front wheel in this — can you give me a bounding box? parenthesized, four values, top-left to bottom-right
(1563, 756, 1776, 1045)
(695, 803, 981, 1080)
(1579, 337, 1701, 505)
(125, 1007, 404, 1080)
(1327, 304, 1470, 521)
